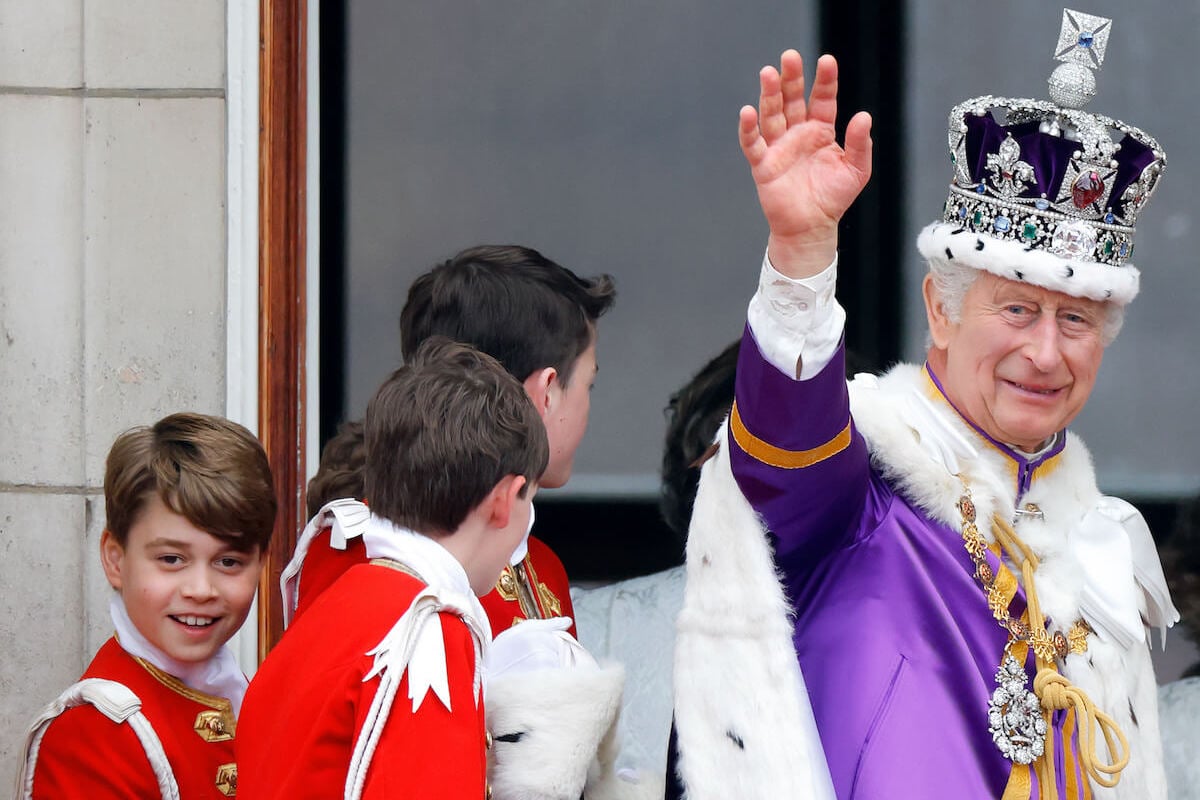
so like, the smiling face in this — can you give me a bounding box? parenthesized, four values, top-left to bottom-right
(101, 494, 262, 664)
(925, 270, 1109, 452)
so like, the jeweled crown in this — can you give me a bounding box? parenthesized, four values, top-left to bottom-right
(940, 9, 1165, 270)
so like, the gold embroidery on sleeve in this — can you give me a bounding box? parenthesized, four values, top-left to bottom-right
(132, 657, 234, 713)
(729, 401, 851, 469)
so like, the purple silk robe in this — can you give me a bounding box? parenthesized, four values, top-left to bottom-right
(729, 328, 1080, 799)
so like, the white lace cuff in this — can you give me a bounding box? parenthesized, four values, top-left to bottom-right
(746, 250, 845, 380)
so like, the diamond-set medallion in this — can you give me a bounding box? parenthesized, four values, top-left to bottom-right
(988, 653, 1047, 765)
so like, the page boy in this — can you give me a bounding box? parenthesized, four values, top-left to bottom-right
(236, 338, 549, 798)
(17, 412, 277, 799)
(279, 247, 640, 799)
(283, 244, 615, 638)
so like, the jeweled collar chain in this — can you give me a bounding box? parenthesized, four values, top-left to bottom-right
(956, 486, 1090, 667)
(956, 482, 1129, 792)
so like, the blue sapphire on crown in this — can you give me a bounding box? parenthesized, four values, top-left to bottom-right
(1055, 9, 1111, 70)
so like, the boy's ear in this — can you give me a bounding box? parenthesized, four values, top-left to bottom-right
(522, 367, 558, 420)
(99, 529, 125, 591)
(486, 475, 528, 530)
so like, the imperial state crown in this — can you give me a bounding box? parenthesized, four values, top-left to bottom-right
(917, 8, 1166, 305)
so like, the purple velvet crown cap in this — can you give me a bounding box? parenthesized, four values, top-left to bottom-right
(961, 113, 1158, 225)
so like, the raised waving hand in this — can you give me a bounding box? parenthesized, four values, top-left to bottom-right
(739, 51, 873, 279)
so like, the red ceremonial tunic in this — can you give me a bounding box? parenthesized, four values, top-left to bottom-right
(237, 562, 488, 799)
(30, 637, 239, 799)
(292, 526, 576, 638)
(482, 536, 576, 638)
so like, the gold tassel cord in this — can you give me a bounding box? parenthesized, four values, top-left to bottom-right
(1032, 671, 1129, 789)
(991, 515, 1130, 795)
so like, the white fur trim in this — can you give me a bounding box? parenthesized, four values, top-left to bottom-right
(487, 664, 626, 800)
(917, 221, 1140, 305)
(672, 420, 837, 800)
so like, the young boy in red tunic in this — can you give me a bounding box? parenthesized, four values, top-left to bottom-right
(17, 413, 277, 799)
(236, 338, 549, 799)
(278, 248, 638, 800)
(283, 244, 616, 637)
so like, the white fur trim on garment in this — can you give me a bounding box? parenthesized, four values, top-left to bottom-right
(917, 221, 1140, 306)
(672, 419, 837, 800)
(487, 663, 631, 800)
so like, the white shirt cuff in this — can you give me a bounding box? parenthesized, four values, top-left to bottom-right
(746, 250, 845, 380)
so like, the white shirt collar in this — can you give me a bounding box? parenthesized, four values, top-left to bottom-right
(109, 593, 248, 714)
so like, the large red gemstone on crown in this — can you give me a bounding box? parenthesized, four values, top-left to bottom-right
(1071, 171, 1105, 209)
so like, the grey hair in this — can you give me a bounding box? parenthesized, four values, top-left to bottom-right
(926, 256, 980, 325)
(924, 256, 1125, 346)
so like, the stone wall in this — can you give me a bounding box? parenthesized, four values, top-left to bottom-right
(0, 0, 230, 783)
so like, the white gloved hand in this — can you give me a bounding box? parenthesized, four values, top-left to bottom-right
(488, 617, 598, 677)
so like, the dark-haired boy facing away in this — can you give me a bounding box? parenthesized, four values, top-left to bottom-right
(283, 245, 615, 638)
(17, 413, 277, 799)
(283, 247, 645, 799)
(236, 339, 549, 798)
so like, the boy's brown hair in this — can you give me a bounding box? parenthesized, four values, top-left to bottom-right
(365, 337, 549, 535)
(104, 412, 277, 552)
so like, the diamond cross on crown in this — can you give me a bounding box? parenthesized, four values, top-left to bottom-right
(1054, 9, 1112, 70)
